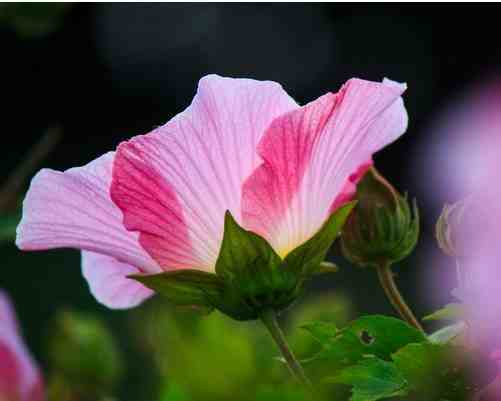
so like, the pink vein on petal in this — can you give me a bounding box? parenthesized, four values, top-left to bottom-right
(242, 78, 407, 256)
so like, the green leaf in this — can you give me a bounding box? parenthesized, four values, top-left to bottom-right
(283, 202, 356, 276)
(328, 357, 407, 401)
(309, 315, 426, 368)
(301, 321, 338, 344)
(130, 269, 224, 309)
(392, 342, 471, 400)
(423, 303, 464, 322)
(428, 322, 466, 344)
(215, 211, 281, 281)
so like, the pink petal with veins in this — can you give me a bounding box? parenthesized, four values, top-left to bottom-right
(242, 78, 407, 256)
(16, 152, 158, 308)
(111, 74, 297, 270)
(81, 251, 154, 309)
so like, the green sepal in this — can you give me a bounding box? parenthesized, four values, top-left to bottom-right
(129, 269, 225, 310)
(133, 205, 354, 321)
(215, 211, 282, 282)
(283, 202, 355, 277)
(213, 211, 298, 320)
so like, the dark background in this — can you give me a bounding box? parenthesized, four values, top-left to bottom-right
(1, 3, 500, 398)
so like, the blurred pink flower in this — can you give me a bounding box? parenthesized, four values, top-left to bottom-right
(16, 75, 408, 309)
(419, 76, 501, 394)
(0, 291, 44, 401)
(419, 77, 501, 203)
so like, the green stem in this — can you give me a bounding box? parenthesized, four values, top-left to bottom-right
(260, 309, 311, 387)
(376, 262, 424, 332)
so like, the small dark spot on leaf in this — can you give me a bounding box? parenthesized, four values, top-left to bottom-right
(360, 330, 374, 345)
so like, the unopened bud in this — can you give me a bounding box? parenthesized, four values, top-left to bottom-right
(436, 196, 494, 259)
(341, 167, 419, 268)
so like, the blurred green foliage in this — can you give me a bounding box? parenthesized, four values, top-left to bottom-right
(47, 310, 123, 401)
(0, 3, 71, 38)
(0, 212, 19, 242)
(123, 293, 354, 401)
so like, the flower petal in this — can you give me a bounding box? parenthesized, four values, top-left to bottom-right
(330, 161, 374, 212)
(242, 78, 408, 257)
(81, 251, 154, 309)
(0, 291, 44, 401)
(0, 343, 22, 401)
(16, 152, 160, 274)
(111, 74, 298, 270)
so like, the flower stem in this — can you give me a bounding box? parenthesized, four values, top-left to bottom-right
(260, 309, 311, 387)
(376, 262, 424, 332)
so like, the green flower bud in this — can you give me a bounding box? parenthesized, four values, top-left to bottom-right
(47, 310, 123, 395)
(340, 168, 419, 268)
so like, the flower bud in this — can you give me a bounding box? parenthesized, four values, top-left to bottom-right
(436, 196, 494, 259)
(340, 167, 419, 268)
(436, 200, 469, 257)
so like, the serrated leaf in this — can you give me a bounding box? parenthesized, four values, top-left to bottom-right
(310, 315, 426, 368)
(392, 342, 471, 400)
(328, 357, 408, 401)
(423, 303, 464, 322)
(428, 322, 467, 344)
(215, 211, 281, 281)
(283, 202, 356, 276)
(130, 269, 224, 308)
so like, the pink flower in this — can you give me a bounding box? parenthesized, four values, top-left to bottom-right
(16, 75, 408, 309)
(0, 291, 44, 401)
(417, 77, 501, 203)
(419, 76, 501, 395)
